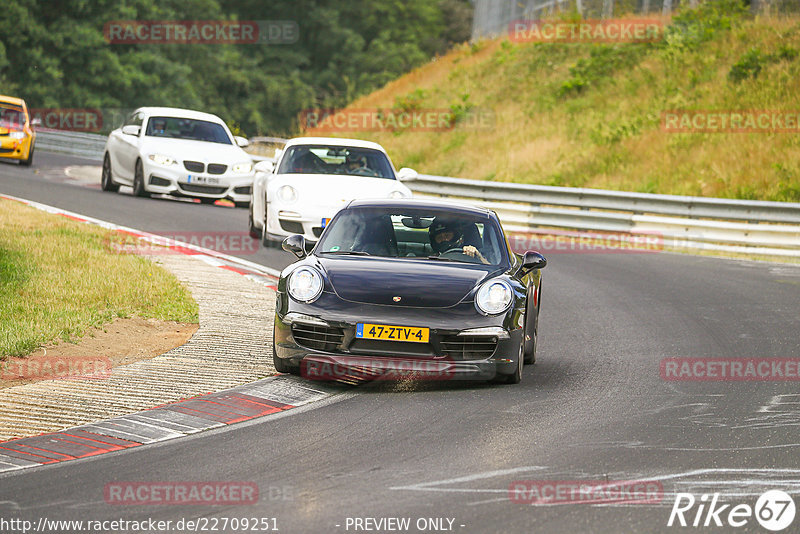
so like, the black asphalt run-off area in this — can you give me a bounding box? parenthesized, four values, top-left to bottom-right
(1, 152, 799, 533)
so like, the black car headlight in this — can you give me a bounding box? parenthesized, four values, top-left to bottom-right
(475, 279, 513, 315)
(288, 266, 323, 303)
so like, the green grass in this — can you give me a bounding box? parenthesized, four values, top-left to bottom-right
(316, 1, 800, 202)
(0, 199, 198, 358)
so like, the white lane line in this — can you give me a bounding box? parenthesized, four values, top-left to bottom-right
(390, 466, 546, 491)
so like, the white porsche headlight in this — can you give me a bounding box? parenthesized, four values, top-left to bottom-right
(388, 190, 405, 199)
(148, 154, 176, 166)
(9, 131, 25, 139)
(475, 280, 513, 315)
(232, 162, 252, 174)
(277, 185, 298, 203)
(288, 267, 323, 303)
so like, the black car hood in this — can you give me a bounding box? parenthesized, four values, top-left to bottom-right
(317, 256, 497, 308)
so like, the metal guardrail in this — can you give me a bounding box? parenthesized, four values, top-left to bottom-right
(409, 175, 800, 257)
(35, 129, 107, 161)
(34, 129, 800, 257)
(410, 174, 800, 224)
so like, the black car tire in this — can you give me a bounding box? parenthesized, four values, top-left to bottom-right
(248, 205, 262, 239)
(523, 285, 538, 364)
(493, 322, 524, 384)
(504, 336, 524, 384)
(101, 154, 119, 192)
(132, 160, 149, 197)
(272, 340, 299, 375)
(261, 211, 279, 248)
(20, 145, 34, 167)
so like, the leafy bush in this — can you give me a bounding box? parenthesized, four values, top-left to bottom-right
(729, 48, 767, 82)
(729, 44, 799, 82)
(393, 89, 428, 113)
(558, 45, 644, 97)
(448, 93, 473, 126)
(663, 0, 748, 50)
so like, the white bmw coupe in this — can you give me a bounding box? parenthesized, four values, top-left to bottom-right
(248, 137, 416, 246)
(101, 107, 255, 206)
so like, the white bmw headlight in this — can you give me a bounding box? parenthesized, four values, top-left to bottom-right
(9, 131, 25, 139)
(288, 267, 323, 303)
(148, 153, 176, 166)
(232, 162, 252, 174)
(388, 190, 406, 199)
(277, 185, 298, 203)
(475, 279, 513, 315)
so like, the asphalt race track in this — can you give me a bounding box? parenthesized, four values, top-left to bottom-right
(1, 152, 800, 533)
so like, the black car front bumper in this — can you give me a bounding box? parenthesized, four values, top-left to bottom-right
(273, 291, 524, 382)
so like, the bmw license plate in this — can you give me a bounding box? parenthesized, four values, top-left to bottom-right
(356, 323, 429, 343)
(187, 175, 219, 185)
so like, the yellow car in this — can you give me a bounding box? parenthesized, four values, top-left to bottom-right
(0, 95, 38, 166)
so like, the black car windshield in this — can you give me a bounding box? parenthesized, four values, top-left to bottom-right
(0, 104, 25, 129)
(144, 116, 232, 144)
(276, 145, 395, 179)
(317, 207, 508, 266)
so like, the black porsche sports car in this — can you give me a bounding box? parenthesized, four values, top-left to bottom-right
(272, 198, 546, 384)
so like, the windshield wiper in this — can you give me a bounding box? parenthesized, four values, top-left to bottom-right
(426, 255, 462, 262)
(320, 250, 371, 256)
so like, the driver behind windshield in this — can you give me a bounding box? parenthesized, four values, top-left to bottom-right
(429, 219, 489, 264)
(152, 119, 167, 135)
(343, 152, 371, 175)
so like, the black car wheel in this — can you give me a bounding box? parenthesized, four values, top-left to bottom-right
(524, 328, 537, 365)
(248, 204, 262, 239)
(523, 285, 538, 364)
(505, 335, 524, 384)
(132, 160, 148, 197)
(101, 154, 119, 192)
(20, 145, 34, 167)
(272, 338, 299, 375)
(261, 211, 279, 248)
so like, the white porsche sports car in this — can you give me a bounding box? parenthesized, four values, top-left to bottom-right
(101, 107, 255, 206)
(248, 137, 416, 246)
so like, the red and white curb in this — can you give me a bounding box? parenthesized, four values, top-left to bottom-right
(0, 376, 343, 473)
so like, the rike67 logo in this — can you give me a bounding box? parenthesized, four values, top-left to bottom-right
(668, 490, 796, 531)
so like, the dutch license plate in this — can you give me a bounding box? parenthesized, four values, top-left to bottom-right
(356, 323, 429, 343)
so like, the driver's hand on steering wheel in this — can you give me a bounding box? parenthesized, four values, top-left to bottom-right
(463, 245, 489, 264)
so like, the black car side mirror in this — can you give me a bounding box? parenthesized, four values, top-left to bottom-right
(283, 234, 307, 259)
(521, 251, 547, 272)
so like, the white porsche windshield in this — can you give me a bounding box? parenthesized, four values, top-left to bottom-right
(276, 145, 395, 179)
